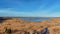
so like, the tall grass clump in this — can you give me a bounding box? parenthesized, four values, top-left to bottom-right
(5, 28, 12, 34)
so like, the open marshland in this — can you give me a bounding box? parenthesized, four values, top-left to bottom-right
(0, 17, 60, 34)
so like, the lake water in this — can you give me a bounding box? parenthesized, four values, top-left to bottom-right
(0, 17, 57, 22)
(20, 17, 51, 22)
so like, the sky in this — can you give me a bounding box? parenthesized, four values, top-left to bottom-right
(0, 0, 60, 17)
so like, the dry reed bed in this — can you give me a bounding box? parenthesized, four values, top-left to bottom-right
(0, 18, 60, 34)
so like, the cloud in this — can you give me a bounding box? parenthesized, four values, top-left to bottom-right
(0, 8, 34, 17)
(0, 8, 49, 17)
(0, 8, 60, 17)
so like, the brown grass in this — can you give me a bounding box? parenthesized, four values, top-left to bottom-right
(0, 18, 60, 34)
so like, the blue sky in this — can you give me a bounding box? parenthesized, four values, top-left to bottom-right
(0, 0, 60, 17)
